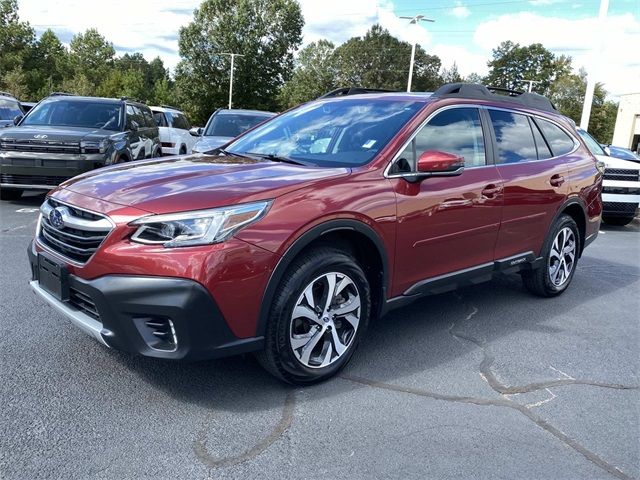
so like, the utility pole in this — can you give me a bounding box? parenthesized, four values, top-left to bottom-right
(522, 79, 541, 93)
(580, 0, 609, 130)
(219, 52, 245, 109)
(400, 15, 434, 92)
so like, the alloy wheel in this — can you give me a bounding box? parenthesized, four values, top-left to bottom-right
(289, 272, 361, 369)
(548, 227, 576, 287)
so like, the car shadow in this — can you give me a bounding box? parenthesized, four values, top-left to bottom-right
(109, 252, 638, 413)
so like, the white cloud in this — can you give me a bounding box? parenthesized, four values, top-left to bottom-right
(474, 12, 640, 95)
(450, 2, 471, 19)
(430, 45, 488, 77)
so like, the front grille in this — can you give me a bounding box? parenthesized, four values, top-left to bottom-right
(38, 198, 112, 264)
(0, 138, 81, 154)
(69, 288, 100, 319)
(603, 169, 640, 182)
(603, 186, 640, 195)
(1, 173, 71, 186)
(602, 202, 638, 214)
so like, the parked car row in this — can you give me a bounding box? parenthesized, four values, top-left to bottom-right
(0, 92, 274, 199)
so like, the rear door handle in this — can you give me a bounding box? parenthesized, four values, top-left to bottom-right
(481, 184, 502, 198)
(550, 174, 565, 187)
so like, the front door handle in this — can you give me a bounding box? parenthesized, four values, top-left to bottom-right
(550, 174, 565, 187)
(481, 184, 502, 198)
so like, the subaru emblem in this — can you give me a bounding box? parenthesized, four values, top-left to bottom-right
(49, 207, 64, 229)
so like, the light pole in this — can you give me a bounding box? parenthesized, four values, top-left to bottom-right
(400, 14, 434, 92)
(580, 0, 609, 130)
(219, 52, 245, 109)
(521, 79, 541, 93)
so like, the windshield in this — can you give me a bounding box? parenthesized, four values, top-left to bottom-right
(204, 113, 271, 137)
(226, 99, 423, 167)
(578, 129, 607, 157)
(21, 100, 122, 131)
(0, 98, 22, 120)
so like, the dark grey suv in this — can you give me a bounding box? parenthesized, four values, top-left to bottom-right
(0, 94, 160, 200)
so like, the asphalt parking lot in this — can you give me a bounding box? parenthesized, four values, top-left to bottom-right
(1, 192, 638, 480)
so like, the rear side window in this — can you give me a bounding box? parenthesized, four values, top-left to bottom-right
(394, 107, 486, 172)
(488, 110, 537, 164)
(140, 106, 156, 128)
(529, 118, 553, 160)
(172, 113, 191, 130)
(536, 119, 575, 156)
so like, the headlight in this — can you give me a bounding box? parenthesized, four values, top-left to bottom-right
(129, 201, 272, 247)
(81, 139, 109, 154)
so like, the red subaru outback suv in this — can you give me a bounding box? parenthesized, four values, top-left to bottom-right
(28, 84, 602, 384)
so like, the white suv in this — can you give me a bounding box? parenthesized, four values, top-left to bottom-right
(578, 128, 640, 226)
(150, 106, 198, 156)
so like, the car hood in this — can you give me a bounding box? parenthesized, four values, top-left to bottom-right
(0, 125, 118, 142)
(60, 153, 350, 214)
(192, 136, 233, 152)
(594, 153, 640, 171)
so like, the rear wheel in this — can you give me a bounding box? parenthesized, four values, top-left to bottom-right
(0, 189, 23, 201)
(522, 214, 580, 297)
(602, 215, 634, 227)
(179, 145, 187, 155)
(256, 247, 370, 384)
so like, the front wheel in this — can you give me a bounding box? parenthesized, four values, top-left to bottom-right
(522, 214, 580, 297)
(256, 247, 371, 384)
(602, 215, 634, 227)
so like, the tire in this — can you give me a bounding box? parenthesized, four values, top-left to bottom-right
(602, 215, 634, 227)
(256, 246, 371, 385)
(179, 145, 187, 155)
(0, 189, 23, 201)
(522, 214, 580, 297)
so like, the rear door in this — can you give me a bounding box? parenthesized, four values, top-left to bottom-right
(390, 106, 504, 295)
(486, 108, 572, 259)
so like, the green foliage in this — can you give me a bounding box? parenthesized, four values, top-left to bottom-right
(333, 24, 441, 92)
(485, 41, 571, 94)
(2, 66, 28, 99)
(441, 63, 463, 84)
(279, 40, 338, 108)
(175, 0, 304, 124)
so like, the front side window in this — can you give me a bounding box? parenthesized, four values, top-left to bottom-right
(21, 100, 122, 131)
(489, 110, 537, 164)
(392, 107, 486, 173)
(0, 98, 22, 120)
(536, 118, 576, 156)
(152, 111, 167, 127)
(226, 99, 423, 167)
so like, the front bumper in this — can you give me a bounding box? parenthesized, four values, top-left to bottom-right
(28, 245, 264, 361)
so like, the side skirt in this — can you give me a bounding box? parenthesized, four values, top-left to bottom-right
(382, 252, 542, 315)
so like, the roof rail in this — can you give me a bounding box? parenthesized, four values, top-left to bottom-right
(160, 104, 181, 111)
(120, 96, 141, 102)
(0, 91, 17, 98)
(318, 87, 398, 99)
(432, 82, 557, 114)
(49, 91, 74, 96)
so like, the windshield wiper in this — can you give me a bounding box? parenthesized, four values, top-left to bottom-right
(246, 152, 308, 166)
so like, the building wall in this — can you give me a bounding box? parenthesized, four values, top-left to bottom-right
(612, 93, 640, 149)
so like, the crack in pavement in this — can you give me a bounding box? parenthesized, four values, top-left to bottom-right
(193, 390, 296, 469)
(341, 297, 637, 480)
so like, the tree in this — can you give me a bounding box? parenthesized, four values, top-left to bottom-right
(279, 40, 338, 108)
(175, 0, 304, 124)
(2, 66, 28, 99)
(441, 62, 463, 84)
(485, 41, 571, 94)
(31, 29, 69, 96)
(0, 0, 35, 91)
(69, 29, 115, 87)
(333, 25, 441, 92)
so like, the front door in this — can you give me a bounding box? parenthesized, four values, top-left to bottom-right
(390, 106, 504, 296)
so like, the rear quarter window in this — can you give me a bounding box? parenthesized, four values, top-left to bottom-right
(536, 118, 576, 156)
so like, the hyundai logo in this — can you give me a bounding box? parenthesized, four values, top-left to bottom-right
(34, 134, 48, 139)
(49, 207, 65, 229)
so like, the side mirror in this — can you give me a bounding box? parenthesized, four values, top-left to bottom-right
(603, 146, 611, 156)
(189, 127, 202, 137)
(417, 150, 465, 175)
(13, 115, 23, 125)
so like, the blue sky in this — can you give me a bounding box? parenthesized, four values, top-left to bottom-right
(17, 0, 640, 96)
